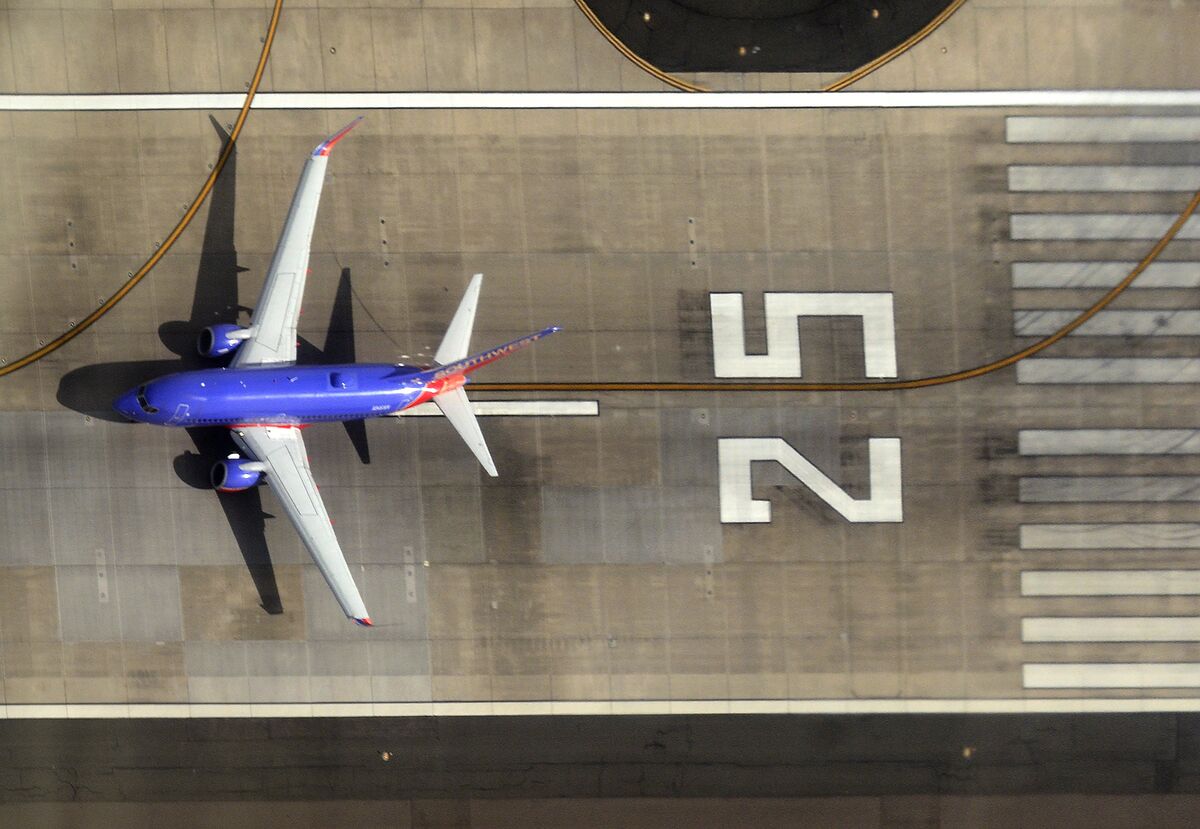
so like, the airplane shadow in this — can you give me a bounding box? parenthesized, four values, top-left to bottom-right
(55, 117, 290, 613)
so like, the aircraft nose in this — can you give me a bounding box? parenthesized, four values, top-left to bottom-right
(113, 389, 141, 422)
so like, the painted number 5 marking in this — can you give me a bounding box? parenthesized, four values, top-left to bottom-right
(710, 292, 897, 378)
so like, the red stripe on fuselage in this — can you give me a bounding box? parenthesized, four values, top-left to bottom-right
(405, 373, 465, 410)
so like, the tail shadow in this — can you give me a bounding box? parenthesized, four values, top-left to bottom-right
(325, 267, 370, 464)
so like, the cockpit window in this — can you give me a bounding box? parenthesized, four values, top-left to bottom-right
(136, 385, 159, 414)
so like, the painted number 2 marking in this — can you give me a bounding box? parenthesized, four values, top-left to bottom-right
(718, 438, 903, 524)
(711, 292, 903, 525)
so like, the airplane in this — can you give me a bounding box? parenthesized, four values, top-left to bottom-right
(113, 117, 559, 627)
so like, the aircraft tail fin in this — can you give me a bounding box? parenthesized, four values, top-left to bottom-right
(413, 274, 560, 477)
(433, 386, 497, 477)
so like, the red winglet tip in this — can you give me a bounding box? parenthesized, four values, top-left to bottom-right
(313, 116, 364, 157)
(355, 617, 374, 627)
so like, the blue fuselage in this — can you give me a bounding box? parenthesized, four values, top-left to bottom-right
(114, 363, 439, 426)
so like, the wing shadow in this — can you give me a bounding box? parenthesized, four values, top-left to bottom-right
(159, 115, 248, 366)
(183, 428, 282, 615)
(57, 115, 282, 616)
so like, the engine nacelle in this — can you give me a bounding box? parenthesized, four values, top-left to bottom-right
(211, 457, 266, 492)
(197, 324, 253, 358)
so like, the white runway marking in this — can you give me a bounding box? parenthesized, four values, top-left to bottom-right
(1012, 262, 1200, 289)
(709, 292, 897, 378)
(1007, 116, 1200, 143)
(1024, 663, 1200, 689)
(15, 698, 1200, 717)
(1022, 570, 1200, 596)
(1020, 476, 1200, 503)
(393, 400, 598, 417)
(1023, 617, 1200, 642)
(1020, 523, 1200, 550)
(6, 91, 1200, 112)
(1008, 165, 1200, 192)
(1011, 214, 1200, 240)
(1014, 310, 1200, 337)
(1017, 358, 1200, 384)
(1019, 429, 1200, 455)
(717, 437, 903, 524)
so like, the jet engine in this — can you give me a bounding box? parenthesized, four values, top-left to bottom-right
(211, 456, 266, 492)
(197, 324, 253, 358)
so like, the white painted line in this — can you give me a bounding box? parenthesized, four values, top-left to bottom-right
(1021, 523, 1200, 550)
(392, 400, 598, 417)
(1011, 214, 1200, 240)
(1019, 429, 1200, 456)
(12, 698, 1200, 717)
(1024, 663, 1200, 689)
(1017, 358, 1200, 384)
(1022, 570, 1200, 596)
(1014, 310, 1200, 337)
(1023, 617, 1200, 642)
(1007, 116, 1200, 143)
(6, 91, 1200, 112)
(1020, 476, 1200, 503)
(1013, 262, 1200, 289)
(1009, 165, 1200, 192)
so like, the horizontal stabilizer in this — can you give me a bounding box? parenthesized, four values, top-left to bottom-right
(434, 273, 482, 365)
(434, 387, 497, 476)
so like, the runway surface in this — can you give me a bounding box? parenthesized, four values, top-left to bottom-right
(3, 2, 1200, 720)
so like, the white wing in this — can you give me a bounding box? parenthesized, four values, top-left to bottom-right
(231, 425, 372, 625)
(231, 118, 361, 368)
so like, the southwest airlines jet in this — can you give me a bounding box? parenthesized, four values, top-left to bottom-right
(113, 118, 558, 626)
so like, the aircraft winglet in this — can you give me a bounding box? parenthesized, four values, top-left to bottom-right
(313, 116, 363, 158)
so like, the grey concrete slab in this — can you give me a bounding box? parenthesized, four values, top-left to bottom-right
(116, 566, 183, 641)
(265, 8, 325, 93)
(113, 10, 170, 93)
(62, 10, 120, 94)
(0, 13, 16, 94)
(540, 486, 603, 564)
(523, 8, 579, 92)
(55, 563, 122, 642)
(319, 8, 378, 92)
(421, 9, 479, 91)
(370, 8, 428, 92)
(8, 10, 68, 94)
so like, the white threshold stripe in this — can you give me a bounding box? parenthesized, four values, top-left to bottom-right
(1024, 664, 1200, 689)
(1021, 523, 1200, 550)
(1012, 262, 1200, 289)
(6, 91, 1200, 112)
(1020, 476, 1200, 503)
(1009, 165, 1200, 192)
(1023, 617, 1200, 642)
(1023, 570, 1200, 596)
(1007, 116, 1200, 143)
(15, 699, 1200, 717)
(391, 400, 598, 417)
(1014, 310, 1200, 337)
(1011, 214, 1200, 241)
(1017, 358, 1200, 384)
(1019, 429, 1200, 455)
